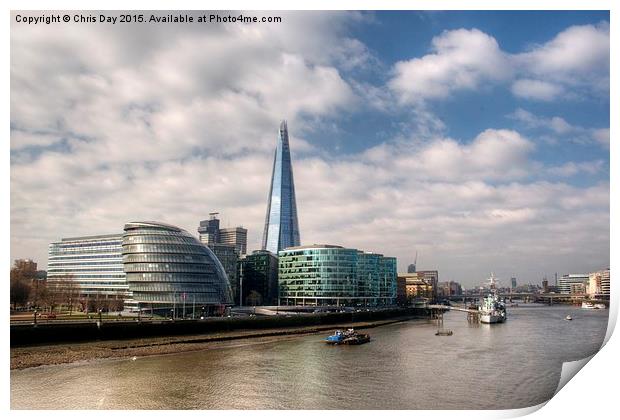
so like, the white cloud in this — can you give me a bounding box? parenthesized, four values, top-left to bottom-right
(592, 128, 610, 148)
(389, 23, 609, 103)
(547, 160, 605, 177)
(511, 79, 564, 101)
(508, 108, 609, 149)
(389, 28, 510, 103)
(384, 129, 536, 182)
(515, 22, 610, 80)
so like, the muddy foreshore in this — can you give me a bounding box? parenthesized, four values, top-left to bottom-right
(11, 316, 426, 370)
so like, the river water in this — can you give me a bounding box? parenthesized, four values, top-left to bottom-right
(11, 304, 609, 410)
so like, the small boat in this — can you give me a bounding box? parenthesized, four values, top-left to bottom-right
(565, 315, 573, 321)
(325, 330, 348, 344)
(595, 303, 606, 309)
(581, 302, 595, 309)
(325, 328, 370, 345)
(343, 333, 371, 345)
(435, 329, 453, 336)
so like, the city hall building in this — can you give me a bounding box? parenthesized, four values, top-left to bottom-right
(122, 221, 234, 315)
(48, 221, 234, 315)
(278, 244, 397, 306)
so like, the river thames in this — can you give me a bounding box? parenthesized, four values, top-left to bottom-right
(11, 304, 609, 410)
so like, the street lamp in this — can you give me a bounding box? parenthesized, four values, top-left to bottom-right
(170, 308, 174, 320)
(33, 309, 38, 326)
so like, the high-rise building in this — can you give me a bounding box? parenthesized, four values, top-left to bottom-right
(122, 221, 233, 316)
(48, 234, 129, 302)
(261, 120, 301, 254)
(14, 259, 37, 273)
(197, 214, 246, 296)
(197, 213, 221, 246)
(219, 227, 248, 256)
(278, 244, 396, 306)
(238, 250, 279, 306)
(511, 277, 517, 289)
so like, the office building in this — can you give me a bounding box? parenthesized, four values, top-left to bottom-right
(262, 120, 301, 254)
(122, 221, 233, 315)
(437, 281, 462, 297)
(558, 274, 589, 295)
(197, 214, 245, 298)
(198, 213, 248, 256)
(398, 272, 433, 301)
(588, 269, 610, 298)
(48, 233, 129, 302)
(238, 250, 279, 306)
(209, 243, 239, 302)
(417, 270, 439, 300)
(511, 277, 517, 289)
(600, 269, 610, 296)
(278, 244, 396, 306)
(197, 213, 221, 246)
(219, 227, 248, 256)
(396, 276, 407, 305)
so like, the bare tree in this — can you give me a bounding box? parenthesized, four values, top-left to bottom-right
(46, 274, 79, 313)
(28, 279, 47, 309)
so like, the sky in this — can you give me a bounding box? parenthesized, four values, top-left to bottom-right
(10, 10, 610, 288)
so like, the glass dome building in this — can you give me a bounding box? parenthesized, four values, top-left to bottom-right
(122, 221, 233, 315)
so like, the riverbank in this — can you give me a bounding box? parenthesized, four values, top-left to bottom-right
(11, 316, 425, 370)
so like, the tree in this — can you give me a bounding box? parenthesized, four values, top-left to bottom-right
(10, 278, 31, 309)
(29, 279, 47, 309)
(246, 290, 263, 306)
(46, 274, 78, 313)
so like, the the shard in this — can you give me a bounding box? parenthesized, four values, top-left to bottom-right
(261, 121, 301, 254)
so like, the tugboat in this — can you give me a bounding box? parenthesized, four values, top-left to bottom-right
(325, 328, 370, 345)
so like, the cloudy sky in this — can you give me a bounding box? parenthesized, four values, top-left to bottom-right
(10, 10, 610, 287)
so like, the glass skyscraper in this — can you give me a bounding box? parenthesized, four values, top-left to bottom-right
(262, 120, 301, 254)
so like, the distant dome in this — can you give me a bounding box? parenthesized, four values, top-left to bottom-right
(122, 221, 233, 311)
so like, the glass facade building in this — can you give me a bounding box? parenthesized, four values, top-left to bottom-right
(558, 273, 589, 294)
(238, 250, 279, 306)
(208, 243, 239, 304)
(122, 221, 233, 314)
(262, 121, 301, 254)
(278, 245, 397, 306)
(48, 234, 129, 300)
